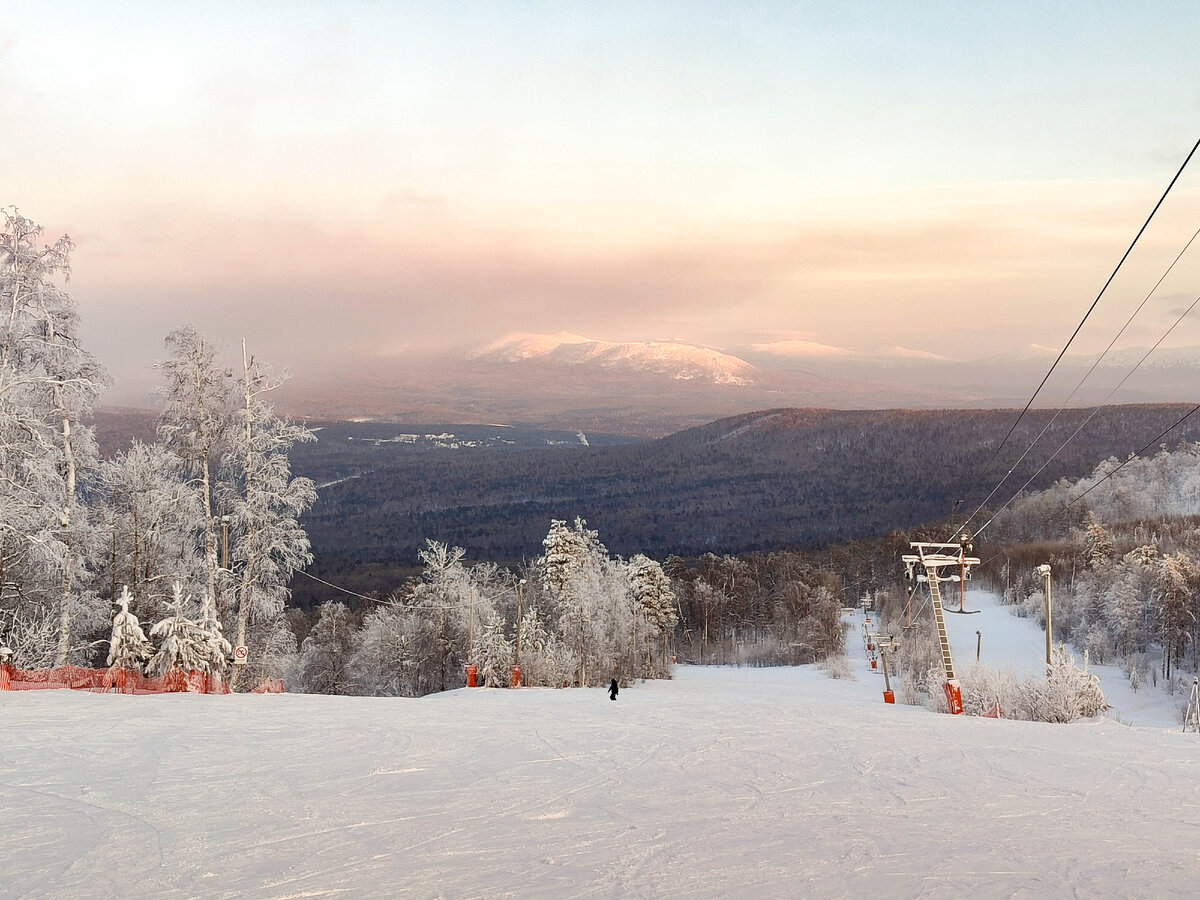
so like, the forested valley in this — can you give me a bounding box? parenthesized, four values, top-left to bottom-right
(288, 405, 1200, 608)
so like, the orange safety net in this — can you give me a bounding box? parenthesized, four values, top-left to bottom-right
(0, 664, 274, 695)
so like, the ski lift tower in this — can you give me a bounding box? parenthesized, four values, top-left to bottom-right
(902, 541, 981, 715)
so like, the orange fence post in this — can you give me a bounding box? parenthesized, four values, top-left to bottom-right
(464, 664, 478, 687)
(509, 665, 521, 687)
(942, 680, 963, 715)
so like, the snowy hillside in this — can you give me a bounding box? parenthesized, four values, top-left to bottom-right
(6, 600, 1200, 899)
(468, 332, 758, 385)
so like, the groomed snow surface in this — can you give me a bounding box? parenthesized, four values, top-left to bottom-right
(5, 591, 1200, 899)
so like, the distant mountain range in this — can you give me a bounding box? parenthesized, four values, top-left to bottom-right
(467, 332, 757, 385)
(266, 332, 1200, 437)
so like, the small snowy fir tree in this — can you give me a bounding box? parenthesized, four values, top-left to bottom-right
(148, 583, 209, 675)
(106, 586, 152, 672)
(476, 611, 513, 687)
(1082, 510, 1114, 568)
(197, 589, 232, 674)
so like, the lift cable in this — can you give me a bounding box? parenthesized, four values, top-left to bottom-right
(972, 291, 1200, 536)
(956, 221, 1200, 537)
(962, 135, 1200, 511)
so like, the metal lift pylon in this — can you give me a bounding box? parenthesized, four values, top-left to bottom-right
(902, 541, 981, 715)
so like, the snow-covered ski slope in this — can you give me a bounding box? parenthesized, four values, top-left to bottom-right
(5, 596, 1200, 899)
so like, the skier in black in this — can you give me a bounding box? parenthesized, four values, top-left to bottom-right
(608, 678, 619, 701)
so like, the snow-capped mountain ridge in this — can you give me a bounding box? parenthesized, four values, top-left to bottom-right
(468, 332, 758, 385)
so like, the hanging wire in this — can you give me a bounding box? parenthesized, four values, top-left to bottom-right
(971, 292, 1200, 537)
(957, 221, 1200, 536)
(960, 135, 1200, 514)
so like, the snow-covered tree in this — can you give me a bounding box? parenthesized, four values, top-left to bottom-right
(539, 518, 608, 685)
(535, 518, 668, 686)
(1082, 510, 1114, 568)
(96, 441, 204, 616)
(629, 553, 678, 674)
(1154, 552, 1195, 680)
(147, 583, 208, 675)
(196, 589, 232, 674)
(156, 326, 231, 623)
(512, 598, 570, 687)
(106, 586, 152, 672)
(409, 540, 476, 692)
(1040, 644, 1108, 722)
(1106, 573, 1146, 659)
(0, 209, 108, 666)
(540, 518, 594, 595)
(346, 604, 420, 696)
(294, 601, 357, 694)
(475, 611, 512, 687)
(220, 340, 316, 687)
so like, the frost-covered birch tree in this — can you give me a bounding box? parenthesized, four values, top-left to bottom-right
(96, 441, 204, 617)
(156, 326, 231, 622)
(0, 209, 108, 666)
(220, 340, 315, 687)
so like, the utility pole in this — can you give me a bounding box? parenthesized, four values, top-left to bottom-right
(515, 578, 526, 667)
(1037, 564, 1052, 673)
(878, 635, 900, 704)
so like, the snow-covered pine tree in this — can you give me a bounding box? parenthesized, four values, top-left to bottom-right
(106, 586, 152, 672)
(1105, 572, 1145, 660)
(476, 611, 512, 687)
(197, 589, 232, 674)
(538, 518, 607, 685)
(629, 553, 678, 674)
(540, 518, 593, 595)
(1082, 510, 1114, 568)
(148, 583, 208, 675)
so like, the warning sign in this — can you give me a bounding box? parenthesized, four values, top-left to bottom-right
(233, 645, 249, 665)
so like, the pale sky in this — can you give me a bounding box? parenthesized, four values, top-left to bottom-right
(4, 1, 1200, 403)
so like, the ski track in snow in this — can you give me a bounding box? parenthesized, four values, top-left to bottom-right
(4, 591, 1200, 898)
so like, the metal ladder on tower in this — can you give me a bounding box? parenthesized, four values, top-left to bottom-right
(925, 567, 956, 682)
